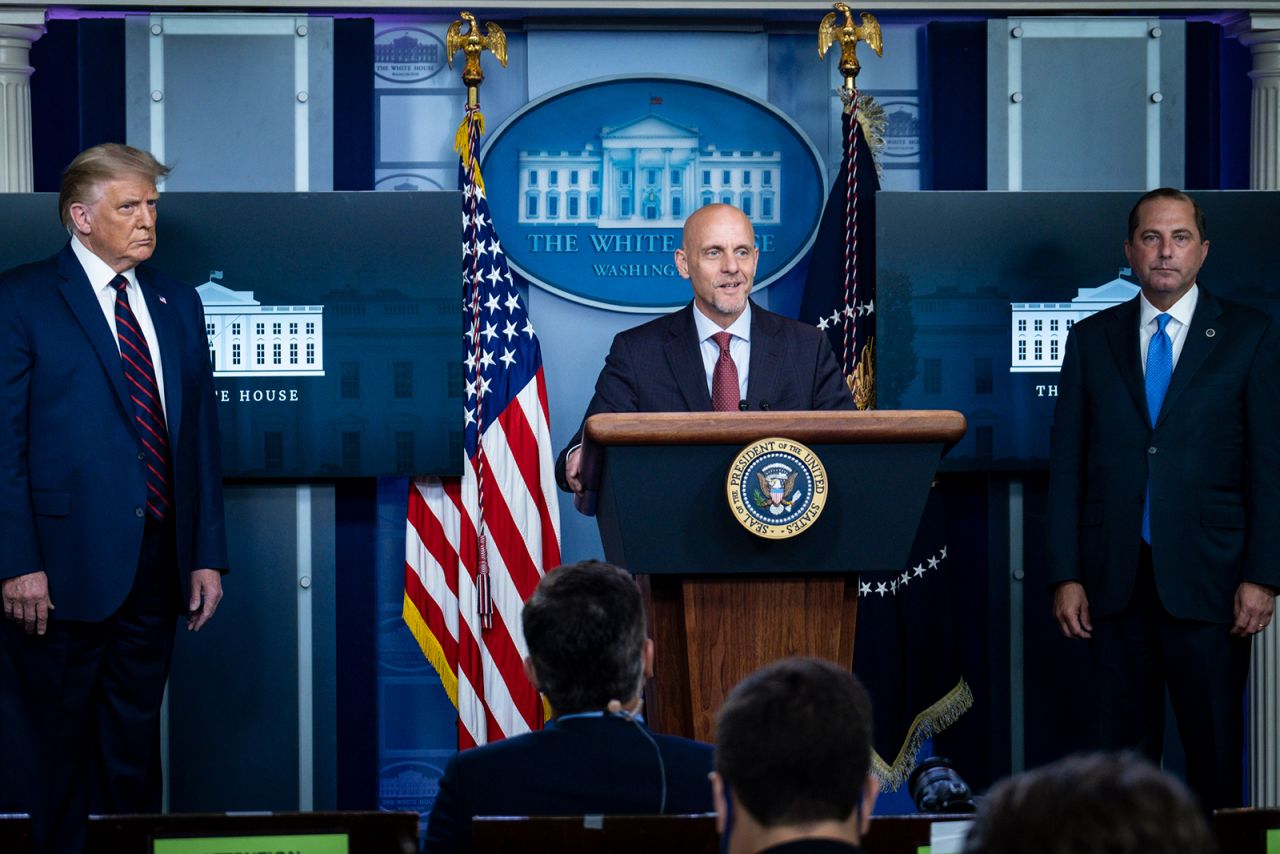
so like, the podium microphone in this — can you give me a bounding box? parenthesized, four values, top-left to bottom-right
(738, 400, 749, 411)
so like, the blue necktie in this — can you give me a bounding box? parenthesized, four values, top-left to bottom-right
(1142, 313, 1173, 543)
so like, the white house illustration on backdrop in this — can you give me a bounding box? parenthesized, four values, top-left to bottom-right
(1009, 270, 1139, 373)
(518, 113, 782, 229)
(196, 272, 326, 378)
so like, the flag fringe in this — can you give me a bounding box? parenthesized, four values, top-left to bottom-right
(402, 591, 461, 710)
(870, 678, 975, 791)
(852, 94, 887, 183)
(454, 108, 486, 192)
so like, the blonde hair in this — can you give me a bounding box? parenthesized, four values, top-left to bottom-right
(59, 143, 171, 230)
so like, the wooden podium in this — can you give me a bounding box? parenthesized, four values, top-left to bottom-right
(578, 410, 965, 742)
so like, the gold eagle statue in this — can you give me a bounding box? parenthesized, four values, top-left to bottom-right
(818, 3, 883, 89)
(446, 12, 508, 96)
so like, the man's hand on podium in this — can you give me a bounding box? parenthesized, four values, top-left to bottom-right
(565, 446, 584, 494)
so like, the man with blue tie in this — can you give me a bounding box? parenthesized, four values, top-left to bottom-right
(1047, 188, 1280, 809)
(0, 144, 228, 852)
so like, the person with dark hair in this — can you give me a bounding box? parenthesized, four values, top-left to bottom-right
(713, 657, 878, 854)
(1047, 187, 1279, 809)
(0, 143, 228, 853)
(423, 560, 713, 853)
(962, 752, 1216, 854)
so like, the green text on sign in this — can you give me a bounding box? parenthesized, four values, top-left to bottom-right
(154, 832, 349, 854)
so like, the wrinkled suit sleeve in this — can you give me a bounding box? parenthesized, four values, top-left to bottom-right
(0, 282, 41, 581)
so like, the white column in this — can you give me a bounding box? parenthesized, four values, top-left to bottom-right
(1225, 11, 1280, 810)
(1253, 621, 1280, 808)
(1230, 15, 1280, 808)
(601, 148, 613, 220)
(661, 147, 671, 219)
(1230, 14, 1280, 191)
(0, 9, 44, 192)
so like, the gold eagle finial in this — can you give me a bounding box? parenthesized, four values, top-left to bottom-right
(818, 3, 883, 98)
(446, 11, 508, 106)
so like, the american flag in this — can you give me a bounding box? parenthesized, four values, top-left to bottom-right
(404, 104, 561, 748)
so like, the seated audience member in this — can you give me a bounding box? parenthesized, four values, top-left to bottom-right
(713, 657, 879, 854)
(961, 752, 1216, 854)
(423, 560, 714, 853)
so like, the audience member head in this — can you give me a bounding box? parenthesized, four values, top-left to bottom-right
(713, 657, 878, 854)
(521, 560, 651, 716)
(962, 752, 1216, 854)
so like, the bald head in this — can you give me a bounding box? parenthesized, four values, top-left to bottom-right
(675, 204, 759, 328)
(681, 203, 755, 250)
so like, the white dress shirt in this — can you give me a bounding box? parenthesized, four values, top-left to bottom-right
(71, 236, 169, 421)
(1138, 284, 1198, 376)
(692, 301, 751, 402)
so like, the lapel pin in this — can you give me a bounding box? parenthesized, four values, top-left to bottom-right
(1205, 328, 1215, 338)
(158, 295, 168, 304)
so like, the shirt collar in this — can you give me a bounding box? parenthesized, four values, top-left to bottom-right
(71, 236, 138, 293)
(1139, 283, 1198, 331)
(552, 709, 647, 725)
(692, 300, 752, 344)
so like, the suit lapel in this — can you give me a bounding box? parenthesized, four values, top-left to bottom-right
(1104, 297, 1148, 422)
(745, 304, 782, 409)
(663, 305, 712, 411)
(138, 266, 184, 446)
(1155, 287, 1222, 430)
(55, 245, 134, 418)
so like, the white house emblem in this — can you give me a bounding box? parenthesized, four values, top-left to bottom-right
(1009, 269, 1138, 373)
(196, 271, 325, 378)
(479, 76, 827, 312)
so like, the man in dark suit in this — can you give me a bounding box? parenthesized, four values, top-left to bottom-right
(0, 143, 228, 853)
(423, 560, 713, 853)
(713, 658, 878, 854)
(1047, 187, 1279, 809)
(557, 203, 853, 494)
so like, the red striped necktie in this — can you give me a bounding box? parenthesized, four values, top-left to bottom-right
(112, 274, 173, 521)
(711, 331, 740, 412)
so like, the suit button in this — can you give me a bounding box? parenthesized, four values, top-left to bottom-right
(1148, 446, 1157, 454)
(137, 452, 146, 461)
(135, 507, 145, 518)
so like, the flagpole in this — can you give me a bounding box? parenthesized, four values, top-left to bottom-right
(406, 11, 558, 748)
(844, 87, 859, 383)
(819, 2, 882, 407)
(448, 11, 508, 628)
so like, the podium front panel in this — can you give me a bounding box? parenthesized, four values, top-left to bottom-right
(595, 441, 941, 574)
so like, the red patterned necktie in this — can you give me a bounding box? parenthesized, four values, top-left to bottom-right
(113, 275, 172, 520)
(711, 331, 740, 412)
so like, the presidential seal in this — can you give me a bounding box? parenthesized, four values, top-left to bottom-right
(726, 437, 827, 539)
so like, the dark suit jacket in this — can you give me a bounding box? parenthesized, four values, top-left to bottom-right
(1046, 288, 1280, 622)
(556, 301, 854, 489)
(423, 714, 714, 853)
(0, 244, 228, 621)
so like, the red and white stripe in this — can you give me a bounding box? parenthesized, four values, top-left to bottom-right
(405, 371, 560, 746)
